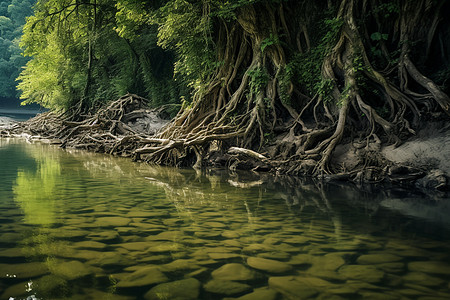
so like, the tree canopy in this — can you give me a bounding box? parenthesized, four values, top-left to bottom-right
(0, 0, 34, 100)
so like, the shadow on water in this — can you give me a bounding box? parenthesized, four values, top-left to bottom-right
(0, 138, 449, 299)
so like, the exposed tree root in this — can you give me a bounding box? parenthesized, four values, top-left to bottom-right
(3, 0, 449, 187)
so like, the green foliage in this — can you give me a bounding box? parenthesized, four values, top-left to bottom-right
(0, 0, 34, 100)
(211, 0, 259, 21)
(278, 66, 292, 105)
(248, 67, 269, 97)
(261, 33, 279, 53)
(287, 16, 343, 104)
(18, 0, 185, 111)
(373, 2, 399, 18)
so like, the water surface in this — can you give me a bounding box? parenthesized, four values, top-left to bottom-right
(0, 139, 449, 299)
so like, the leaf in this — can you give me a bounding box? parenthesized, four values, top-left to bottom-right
(370, 32, 382, 41)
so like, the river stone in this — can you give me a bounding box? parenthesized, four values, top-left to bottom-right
(147, 242, 184, 253)
(257, 251, 291, 260)
(35, 275, 68, 298)
(61, 249, 103, 261)
(376, 262, 405, 273)
(83, 288, 135, 300)
(203, 279, 252, 296)
(223, 239, 241, 247)
(227, 287, 278, 300)
(403, 272, 446, 287)
(274, 243, 301, 253)
(194, 231, 223, 239)
(247, 257, 293, 273)
(140, 254, 170, 264)
(49, 227, 91, 240)
(268, 276, 319, 299)
(118, 242, 150, 251)
(212, 263, 258, 281)
(222, 230, 241, 238)
(0, 281, 30, 299)
(146, 231, 183, 241)
(73, 241, 107, 250)
(357, 253, 402, 265)
(308, 253, 346, 273)
(208, 252, 241, 260)
(0, 248, 27, 261)
(203, 221, 227, 228)
(358, 291, 401, 300)
(50, 260, 93, 280)
(144, 278, 201, 300)
(288, 254, 313, 266)
(338, 265, 385, 283)
(0, 262, 49, 279)
(95, 217, 131, 227)
(116, 266, 168, 288)
(126, 211, 169, 218)
(158, 259, 200, 272)
(385, 241, 430, 258)
(263, 237, 282, 245)
(243, 244, 274, 253)
(88, 230, 121, 242)
(408, 261, 450, 275)
(90, 251, 133, 268)
(283, 236, 310, 245)
(185, 267, 209, 279)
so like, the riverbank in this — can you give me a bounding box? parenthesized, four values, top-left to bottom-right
(1, 94, 448, 192)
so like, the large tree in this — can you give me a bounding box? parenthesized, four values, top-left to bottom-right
(17, 0, 450, 177)
(121, 0, 450, 176)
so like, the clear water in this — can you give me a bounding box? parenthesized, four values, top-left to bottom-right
(0, 109, 39, 122)
(0, 138, 449, 300)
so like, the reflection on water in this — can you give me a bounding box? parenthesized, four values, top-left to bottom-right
(13, 146, 61, 225)
(0, 138, 449, 300)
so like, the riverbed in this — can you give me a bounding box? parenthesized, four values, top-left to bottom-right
(0, 138, 449, 299)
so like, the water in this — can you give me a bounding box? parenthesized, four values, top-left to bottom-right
(0, 138, 449, 300)
(0, 108, 40, 122)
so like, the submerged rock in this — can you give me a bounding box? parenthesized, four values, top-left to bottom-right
(247, 257, 293, 274)
(49, 260, 93, 281)
(116, 266, 168, 288)
(356, 253, 403, 264)
(402, 272, 445, 287)
(226, 287, 278, 300)
(0, 262, 49, 279)
(35, 275, 69, 298)
(144, 278, 201, 300)
(268, 276, 319, 299)
(338, 265, 385, 283)
(211, 263, 259, 281)
(204, 279, 252, 296)
(95, 217, 132, 227)
(408, 261, 450, 275)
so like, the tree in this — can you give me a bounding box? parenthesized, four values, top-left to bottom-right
(116, 0, 450, 175)
(0, 0, 34, 100)
(16, 0, 450, 178)
(17, 0, 185, 113)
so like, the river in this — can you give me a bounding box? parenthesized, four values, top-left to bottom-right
(0, 138, 449, 299)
